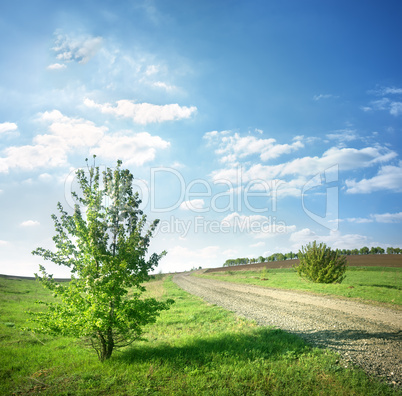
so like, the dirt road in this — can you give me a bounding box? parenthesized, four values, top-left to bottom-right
(173, 273, 402, 388)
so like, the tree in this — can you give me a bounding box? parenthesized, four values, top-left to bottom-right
(294, 241, 347, 284)
(360, 246, 369, 255)
(28, 158, 173, 361)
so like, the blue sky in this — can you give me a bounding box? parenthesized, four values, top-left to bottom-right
(1, 0, 401, 276)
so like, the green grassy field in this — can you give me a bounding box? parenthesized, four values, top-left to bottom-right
(196, 266, 402, 307)
(0, 275, 400, 395)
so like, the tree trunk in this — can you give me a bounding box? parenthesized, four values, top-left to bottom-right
(98, 330, 114, 361)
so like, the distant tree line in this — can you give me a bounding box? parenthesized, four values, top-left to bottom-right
(223, 246, 401, 267)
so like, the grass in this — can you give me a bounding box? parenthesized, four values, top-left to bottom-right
(196, 266, 402, 307)
(0, 275, 400, 395)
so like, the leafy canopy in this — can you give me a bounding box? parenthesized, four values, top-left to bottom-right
(295, 241, 347, 284)
(29, 158, 173, 361)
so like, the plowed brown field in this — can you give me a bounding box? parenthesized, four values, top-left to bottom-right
(204, 254, 402, 273)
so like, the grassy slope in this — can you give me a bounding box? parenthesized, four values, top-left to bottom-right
(0, 276, 400, 395)
(196, 267, 402, 307)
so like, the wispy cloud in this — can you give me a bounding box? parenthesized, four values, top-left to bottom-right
(47, 63, 67, 70)
(363, 87, 402, 116)
(372, 212, 402, 223)
(326, 129, 358, 142)
(52, 32, 102, 64)
(152, 81, 177, 91)
(21, 220, 40, 227)
(313, 94, 337, 101)
(344, 211, 402, 223)
(345, 162, 402, 194)
(84, 98, 197, 125)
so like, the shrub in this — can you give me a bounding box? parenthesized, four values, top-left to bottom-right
(295, 241, 347, 283)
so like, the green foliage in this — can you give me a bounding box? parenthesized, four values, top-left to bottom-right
(260, 267, 269, 280)
(295, 241, 347, 284)
(28, 158, 173, 361)
(1, 277, 398, 395)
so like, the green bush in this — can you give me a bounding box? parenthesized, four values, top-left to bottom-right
(295, 241, 347, 283)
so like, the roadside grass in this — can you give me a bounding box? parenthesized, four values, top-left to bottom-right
(196, 267, 402, 307)
(0, 276, 399, 395)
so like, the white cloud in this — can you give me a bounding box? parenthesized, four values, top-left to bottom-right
(205, 130, 304, 164)
(372, 212, 402, 223)
(0, 122, 18, 135)
(326, 129, 358, 142)
(84, 98, 197, 125)
(0, 240, 10, 246)
(0, 143, 68, 173)
(346, 162, 402, 194)
(21, 220, 40, 227)
(313, 94, 336, 101)
(0, 110, 168, 173)
(47, 63, 67, 70)
(90, 132, 170, 166)
(52, 33, 102, 64)
(345, 217, 374, 224)
(390, 102, 402, 116)
(363, 87, 402, 116)
(376, 87, 402, 95)
(38, 110, 106, 148)
(250, 241, 265, 248)
(211, 146, 396, 191)
(145, 65, 159, 76)
(221, 212, 296, 238)
(289, 228, 369, 251)
(159, 245, 220, 272)
(180, 199, 205, 211)
(152, 81, 176, 91)
(342, 211, 402, 224)
(39, 173, 53, 182)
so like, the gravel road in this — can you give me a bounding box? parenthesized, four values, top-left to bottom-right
(173, 273, 402, 388)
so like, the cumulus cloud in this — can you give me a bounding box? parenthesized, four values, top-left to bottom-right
(204, 130, 304, 164)
(0, 110, 169, 173)
(345, 162, 402, 194)
(90, 132, 170, 166)
(21, 220, 40, 227)
(159, 245, 220, 272)
(84, 98, 197, 125)
(179, 199, 205, 211)
(0, 122, 18, 135)
(52, 33, 102, 64)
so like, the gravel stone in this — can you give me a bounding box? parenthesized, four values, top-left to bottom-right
(174, 273, 402, 389)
